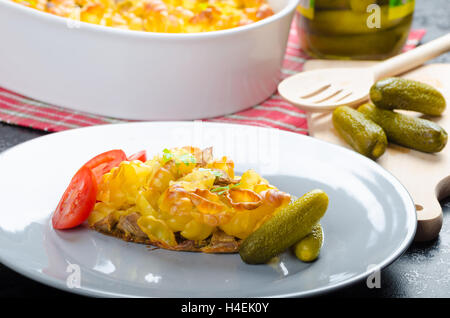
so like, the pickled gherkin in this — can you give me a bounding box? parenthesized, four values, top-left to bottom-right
(310, 5, 403, 35)
(332, 106, 387, 160)
(297, 0, 414, 60)
(315, 0, 350, 9)
(293, 223, 323, 262)
(370, 77, 446, 116)
(315, 0, 389, 10)
(358, 103, 448, 153)
(304, 26, 409, 58)
(350, 0, 377, 12)
(239, 190, 329, 264)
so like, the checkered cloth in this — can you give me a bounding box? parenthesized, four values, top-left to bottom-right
(0, 23, 426, 134)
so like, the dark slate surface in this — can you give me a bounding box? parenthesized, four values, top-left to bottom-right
(0, 0, 449, 298)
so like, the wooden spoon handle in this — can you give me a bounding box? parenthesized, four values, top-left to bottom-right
(372, 33, 450, 80)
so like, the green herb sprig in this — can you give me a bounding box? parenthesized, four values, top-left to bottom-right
(198, 168, 223, 178)
(162, 148, 196, 166)
(211, 183, 241, 195)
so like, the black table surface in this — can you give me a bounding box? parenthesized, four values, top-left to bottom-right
(1, 0, 450, 298)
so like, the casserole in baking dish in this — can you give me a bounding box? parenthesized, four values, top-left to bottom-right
(0, 0, 298, 120)
(11, 0, 275, 33)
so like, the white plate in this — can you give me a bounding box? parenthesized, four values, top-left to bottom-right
(0, 122, 416, 297)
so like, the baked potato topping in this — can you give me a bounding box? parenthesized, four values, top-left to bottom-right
(88, 146, 291, 251)
(12, 0, 275, 33)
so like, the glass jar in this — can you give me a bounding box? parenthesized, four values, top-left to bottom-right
(296, 0, 415, 60)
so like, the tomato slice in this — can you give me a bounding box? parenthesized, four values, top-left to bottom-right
(52, 167, 98, 230)
(127, 150, 147, 162)
(83, 149, 127, 184)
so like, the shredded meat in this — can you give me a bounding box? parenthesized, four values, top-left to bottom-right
(90, 212, 241, 253)
(202, 230, 241, 253)
(201, 147, 213, 166)
(92, 213, 117, 233)
(212, 170, 240, 187)
(116, 212, 148, 239)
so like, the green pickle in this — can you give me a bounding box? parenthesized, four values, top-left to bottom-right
(315, 0, 350, 9)
(332, 106, 387, 160)
(311, 6, 403, 35)
(350, 0, 377, 12)
(358, 103, 448, 153)
(370, 77, 446, 116)
(297, 0, 414, 60)
(305, 25, 408, 58)
(293, 223, 323, 262)
(239, 189, 329, 265)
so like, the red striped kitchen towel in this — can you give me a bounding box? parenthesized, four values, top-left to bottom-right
(0, 25, 426, 134)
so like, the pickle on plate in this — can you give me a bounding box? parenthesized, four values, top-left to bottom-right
(358, 103, 448, 153)
(332, 106, 387, 160)
(239, 189, 329, 265)
(293, 223, 323, 262)
(370, 78, 447, 116)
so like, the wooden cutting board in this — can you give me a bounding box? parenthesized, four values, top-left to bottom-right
(303, 61, 450, 242)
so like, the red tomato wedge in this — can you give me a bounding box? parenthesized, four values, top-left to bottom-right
(52, 167, 98, 230)
(83, 149, 127, 184)
(52, 149, 126, 230)
(127, 150, 147, 162)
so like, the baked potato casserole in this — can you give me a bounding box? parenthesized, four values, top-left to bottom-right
(12, 0, 275, 32)
(52, 147, 292, 253)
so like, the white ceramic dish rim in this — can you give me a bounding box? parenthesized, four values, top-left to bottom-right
(0, 121, 417, 298)
(0, 0, 299, 39)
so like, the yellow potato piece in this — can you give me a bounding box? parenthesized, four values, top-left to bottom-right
(97, 161, 154, 209)
(137, 215, 177, 246)
(176, 169, 216, 191)
(88, 202, 114, 227)
(181, 219, 214, 241)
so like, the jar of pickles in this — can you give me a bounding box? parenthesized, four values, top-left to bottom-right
(296, 0, 415, 60)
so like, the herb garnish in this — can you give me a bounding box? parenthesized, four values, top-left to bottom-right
(162, 148, 174, 162)
(211, 183, 241, 195)
(162, 148, 196, 166)
(198, 168, 223, 178)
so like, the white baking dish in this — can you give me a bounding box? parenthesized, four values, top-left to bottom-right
(0, 0, 298, 120)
